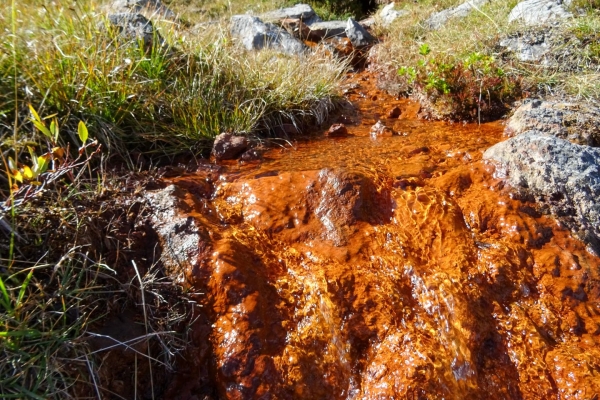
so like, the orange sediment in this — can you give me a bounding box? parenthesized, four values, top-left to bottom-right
(163, 70, 600, 399)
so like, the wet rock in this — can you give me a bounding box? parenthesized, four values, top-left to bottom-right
(508, 0, 573, 26)
(240, 148, 263, 162)
(144, 185, 209, 280)
(107, 0, 176, 20)
(370, 120, 395, 138)
(260, 3, 322, 25)
(216, 169, 385, 248)
(211, 132, 250, 161)
(307, 20, 348, 41)
(386, 106, 402, 119)
(426, 0, 491, 30)
(484, 131, 600, 250)
(326, 123, 349, 137)
(230, 15, 307, 55)
(345, 18, 376, 48)
(506, 99, 600, 146)
(107, 13, 165, 50)
(378, 2, 408, 27)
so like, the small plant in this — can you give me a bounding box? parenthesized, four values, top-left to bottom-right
(398, 46, 520, 121)
(5, 106, 100, 208)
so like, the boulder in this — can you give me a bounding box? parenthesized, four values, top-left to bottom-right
(484, 131, 600, 251)
(499, 34, 550, 62)
(307, 20, 348, 41)
(370, 120, 395, 138)
(346, 18, 376, 48)
(212, 132, 250, 161)
(505, 99, 600, 146)
(426, 0, 490, 30)
(508, 0, 572, 26)
(379, 2, 408, 27)
(230, 15, 307, 55)
(260, 3, 322, 25)
(106, 13, 164, 50)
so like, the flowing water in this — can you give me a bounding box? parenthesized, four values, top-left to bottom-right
(162, 71, 600, 399)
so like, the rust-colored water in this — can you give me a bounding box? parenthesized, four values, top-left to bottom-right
(164, 71, 600, 399)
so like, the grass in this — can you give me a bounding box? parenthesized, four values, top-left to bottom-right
(0, 0, 347, 162)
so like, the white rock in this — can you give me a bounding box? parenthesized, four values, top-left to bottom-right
(508, 0, 572, 26)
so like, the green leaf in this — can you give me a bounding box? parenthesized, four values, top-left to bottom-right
(36, 155, 49, 175)
(0, 275, 12, 312)
(29, 105, 52, 138)
(16, 269, 34, 309)
(78, 120, 88, 144)
(28, 104, 42, 123)
(7, 156, 17, 172)
(50, 118, 59, 142)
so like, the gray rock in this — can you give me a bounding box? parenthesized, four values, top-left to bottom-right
(107, 0, 176, 20)
(260, 3, 322, 25)
(230, 15, 307, 55)
(307, 20, 348, 40)
(508, 0, 572, 26)
(212, 132, 250, 161)
(379, 2, 408, 27)
(499, 36, 550, 61)
(506, 99, 600, 146)
(426, 0, 490, 30)
(107, 13, 164, 49)
(144, 185, 207, 280)
(346, 18, 376, 48)
(484, 131, 600, 251)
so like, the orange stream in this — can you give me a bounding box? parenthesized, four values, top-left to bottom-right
(165, 71, 600, 399)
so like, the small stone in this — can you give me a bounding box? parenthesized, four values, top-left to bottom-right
(379, 3, 408, 27)
(370, 120, 394, 138)
(326, 123, 348, 137)
(345, 18, 376, 48)
(212, 132, 249, 161)
(240, 148, 263, 162)
(386, 106, 402, 119)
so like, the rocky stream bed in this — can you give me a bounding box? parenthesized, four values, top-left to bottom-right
(117, 68, 600, 399)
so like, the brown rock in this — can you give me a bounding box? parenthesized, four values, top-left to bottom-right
(211, 132, 249, 161)
(326, 123, 349, 137)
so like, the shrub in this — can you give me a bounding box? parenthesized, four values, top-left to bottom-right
(398, 47, 521, 121)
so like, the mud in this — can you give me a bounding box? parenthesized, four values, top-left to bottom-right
(156, 70, 600, 399)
